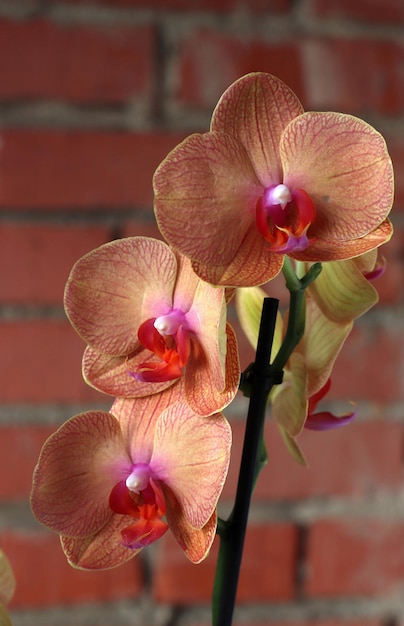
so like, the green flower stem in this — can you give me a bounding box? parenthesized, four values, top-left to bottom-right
(212, 297, 279, 626)
(212, 259, 322, 626)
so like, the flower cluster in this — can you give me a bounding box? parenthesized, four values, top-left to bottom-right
(30, 72, 393, 570)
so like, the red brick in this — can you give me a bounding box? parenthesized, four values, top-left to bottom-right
(0, 130, 186, 210)
(303, 39, 404, 116)
(122, 218, 163, 240)
(306, 0, 404, 23)
(0, 320, 102, 403)
(1, 529, 143, 608)
(0, 19, 154, 103)
(65, 0, 291, 12)
(305, 519, 404, 596)
(329, 322, 404, 403)
(0, 223, 110, 305)
(224, 419, 403, 501)
(178, 29, 305, 111)
(153, 523, 297, 604)
(0, 425, 54, 500)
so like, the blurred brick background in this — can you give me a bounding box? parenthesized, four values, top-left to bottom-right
(0, 0, 403, 625)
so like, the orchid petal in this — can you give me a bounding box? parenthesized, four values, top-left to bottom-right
(61, 514, 139, 570)
(307, 258, 379, 324)
(235, 286, 283, 358)
(151, 403, 232, 529)
(278, 425, 308, 467)
(64, 237, 177, 356)
(83, 346, 175, 398)
(305, 406, 357, 431)
(31, 411, 129, 537)
(111, 390, 184, 464)
(154, 132, 262, 269)
(282, 112, 394, 241)
(191, 224, 284, 287)
(211, 72, 304, 186)
(185, 323, 240, 416)
(164, 488, 218, 563)
(291, 218, 393, 263)
(299, 298, 353, 397)
(0, 551, 15, 607)
(272, 353, 308, 437)
(0, 604, 12, 626)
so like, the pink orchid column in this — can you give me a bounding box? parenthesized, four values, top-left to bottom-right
(154, 72, 393, 287)
(31, 389, 232, 569)
(64, 236, 240, 417)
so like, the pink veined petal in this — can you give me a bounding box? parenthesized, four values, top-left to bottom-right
(30, 411, 130, 537)
(153, 131, 262, 269)
(163, 486, 218, 564)
(150, 403, 232, 529)
(185, 322, 240, 416)
(61, 513, 140, 570)
(211, 72, 304, 186)
(64, 237, 178, 356)
(290, 218, 393, 263)
(191, 224, 284, 287)
(111, 389, 184, 464)
(83, 345, 176, 398)
(282, 111, 394, 242)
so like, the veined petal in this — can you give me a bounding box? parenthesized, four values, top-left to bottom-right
(307, 257, 379, 324)
(30, 411, 129, 537)
(278, 425, 308, 467)
(191, 225, 284, 287)
(164, 487, 218, 563)
(151, 403, 232, 529)
(272, 352, 308, 437)
(83, 346, 175, 398)
(111, 390, 185, 464)
(282, 112, 394, 241)
(0, 551, 15, 607)
(235, 286, 283, 358)
(291, 218, 393, 262)
(299, 298, 353, 397)
(211, 72, 304, 186)
(61, 514, 139, 570)
(185, 323, 240, 416)
(154, 131, 262, 269)
(64, 237, 177, 356)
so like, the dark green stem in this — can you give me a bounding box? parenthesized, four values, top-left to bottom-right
(212, 297, 279, 626)
(212, 259, 322, 626)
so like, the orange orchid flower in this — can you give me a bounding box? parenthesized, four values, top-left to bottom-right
(64, 237, 240, 417)
(154, 72, 393, 287)
(31, 390, 232, 569)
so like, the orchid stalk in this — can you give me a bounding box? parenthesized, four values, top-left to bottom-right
(213, 260, 322, 626)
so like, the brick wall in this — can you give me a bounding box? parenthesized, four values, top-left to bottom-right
(0, 1, 403, 625)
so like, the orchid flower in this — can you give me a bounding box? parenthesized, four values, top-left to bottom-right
(0, 550, 15, 626)
(64, 236, 240, 417)
(236, 286, 356, 465)
(30, 389, 232, 569)
(154, 72, 393, 287)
